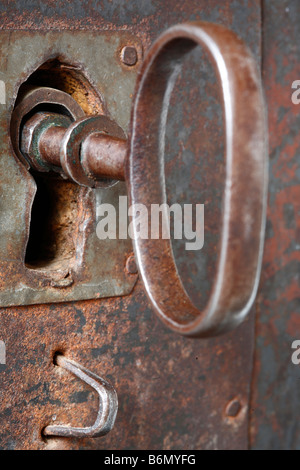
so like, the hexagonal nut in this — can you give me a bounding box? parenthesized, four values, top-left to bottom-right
(20, 112, 71, 172)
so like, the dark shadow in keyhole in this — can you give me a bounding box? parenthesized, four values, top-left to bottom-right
(13, 57, 106, 271)
(25, 173, 82, 270)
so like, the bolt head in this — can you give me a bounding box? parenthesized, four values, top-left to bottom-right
(225, 399, 242, 418)
(126, 254, 138, 274)
(20, 112, 71, 172)
(120, 46, 138, 66)
(21, 112, 48, 168)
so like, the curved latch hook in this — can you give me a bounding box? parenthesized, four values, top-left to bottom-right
(43, 355, 118, 438)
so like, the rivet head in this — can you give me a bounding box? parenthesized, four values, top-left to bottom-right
(120, 46, 138, 66)
(126, 254, 138, 274)
(225, 398, 242, 418)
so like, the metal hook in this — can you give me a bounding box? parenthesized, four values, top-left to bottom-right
(43, 355, 118, 438)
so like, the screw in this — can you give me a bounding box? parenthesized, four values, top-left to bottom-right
(126, 254, 138, 274)
(120, 46, 138, 66)
(225, 398, 242, 418)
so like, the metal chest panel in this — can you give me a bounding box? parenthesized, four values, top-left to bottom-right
(0, 1, 261, 450)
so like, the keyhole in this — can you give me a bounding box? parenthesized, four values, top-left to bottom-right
(25, 174, 82, 270)
(12, 57, 106, 274)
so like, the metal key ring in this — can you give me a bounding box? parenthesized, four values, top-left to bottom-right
(127, 22, 268, 337)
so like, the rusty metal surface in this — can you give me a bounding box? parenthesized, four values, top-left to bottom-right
(0, 292, 256, 450)
(39, 125, 70, 168)
(250, 0, 300, 450)
(0, 0, 261, 450)
(82, 132, 126, 182)
(0, 30, 139, 306)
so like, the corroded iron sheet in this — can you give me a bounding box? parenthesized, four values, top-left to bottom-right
(0, 0, 261, 450)
(250, 0, 300, 450)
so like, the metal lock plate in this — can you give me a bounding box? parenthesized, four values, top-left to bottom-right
(0, 31, 141, 306)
